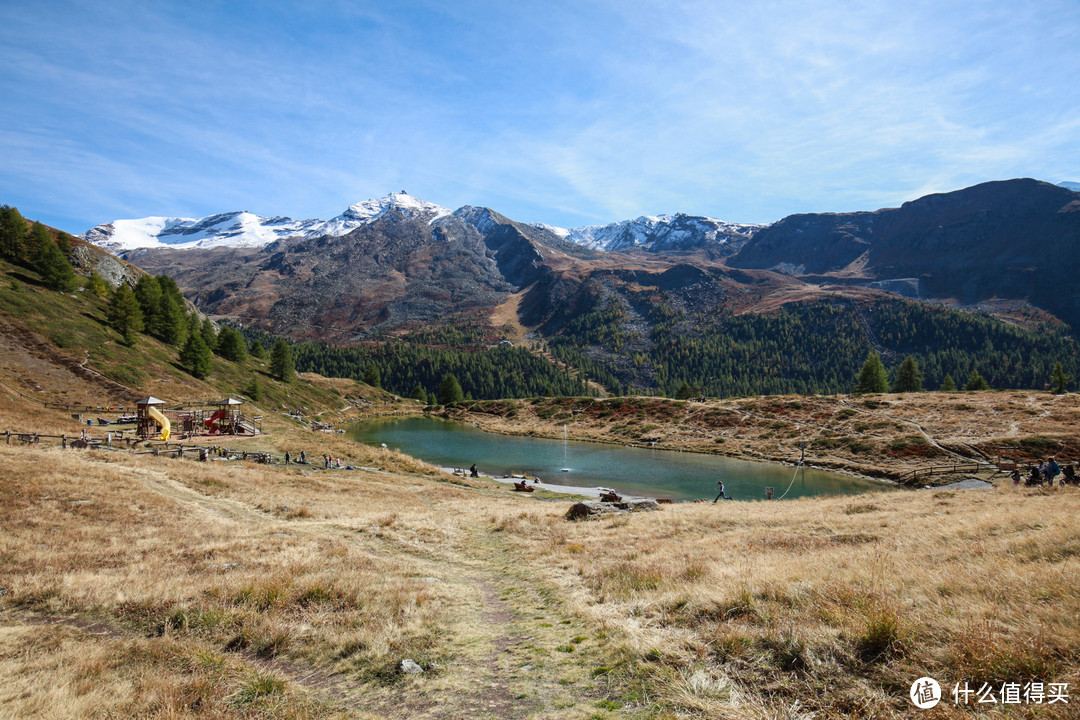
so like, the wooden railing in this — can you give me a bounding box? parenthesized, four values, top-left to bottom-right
(4, 430, 274, 463)
(897, 462, 984, 485)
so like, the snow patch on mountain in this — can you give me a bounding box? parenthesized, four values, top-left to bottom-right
(83, 193, 452, 252)
(83, 192, 760, 255)
(1060, 181, 1080, 192)
(541, 214, 764, 252)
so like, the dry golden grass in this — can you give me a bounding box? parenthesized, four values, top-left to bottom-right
(4, 393, 1080, 718)
(490, 488, 1080, 718)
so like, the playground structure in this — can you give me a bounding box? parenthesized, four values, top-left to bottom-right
(136, 397, 170, 441)
(135, 397, 262, 440)
(174, 398, 262, 438)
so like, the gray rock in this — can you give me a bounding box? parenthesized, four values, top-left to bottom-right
(400, 658, 424, 674)
(565, 498, 661, 520)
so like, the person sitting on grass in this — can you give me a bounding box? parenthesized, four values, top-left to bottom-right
(1026, 465, 1041, 486)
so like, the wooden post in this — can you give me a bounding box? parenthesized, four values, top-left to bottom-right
(62, 435, 67, 449)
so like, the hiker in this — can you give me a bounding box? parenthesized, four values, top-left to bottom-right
(1011, 469, 1022, 487)
(284, 451, 290, 465)
(1026, 465, 1041, 486)
(300, 450, 306, 464)
(1047, 457, 1060, 485)
(1063, 465, 1077, 485)
(713, 481, 729, 503)
(324, 454, 329, 469)
(766, 487, 774, 500)
(470, 463, 478, 477)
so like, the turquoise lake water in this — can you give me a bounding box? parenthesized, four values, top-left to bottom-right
(349, 416, 893, 502)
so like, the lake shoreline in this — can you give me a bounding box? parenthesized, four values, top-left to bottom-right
(423, 410, 902, 487)
(351, 416, 893, 501)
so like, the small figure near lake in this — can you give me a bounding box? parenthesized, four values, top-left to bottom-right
(1063, 465, 1077, 485)
(713, 481, 729, 503)
(766, 486, 774, 500)
(470, 463, 478, 477)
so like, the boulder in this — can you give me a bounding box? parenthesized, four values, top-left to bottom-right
(399, 658, 424, 675)
(565, 498, 661, 520)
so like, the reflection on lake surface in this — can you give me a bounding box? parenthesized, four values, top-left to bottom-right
(349, 417, 893, 502)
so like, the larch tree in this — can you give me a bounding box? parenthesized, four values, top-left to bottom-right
(893, 356, 923, 392)
(855, 352, 889, 393)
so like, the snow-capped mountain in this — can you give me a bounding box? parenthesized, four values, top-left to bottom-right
(540, 214, 762, 253)
(83, 193, 759, 255)
(82, 193, 451, 252)
(1060, 181, 1080, 192)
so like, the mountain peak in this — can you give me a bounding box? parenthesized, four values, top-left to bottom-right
(341, 192, 451, 223)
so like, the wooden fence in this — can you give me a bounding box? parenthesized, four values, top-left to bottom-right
(897, 462, 984, 485)
(4, 430, 274, 464)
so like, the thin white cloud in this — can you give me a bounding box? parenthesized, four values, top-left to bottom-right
(1, 0, 1078, 231)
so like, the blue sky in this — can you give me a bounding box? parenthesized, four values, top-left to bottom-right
(2, 0, 1078, 234)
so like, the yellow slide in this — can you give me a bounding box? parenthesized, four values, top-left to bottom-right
(146, 405, 171, 441)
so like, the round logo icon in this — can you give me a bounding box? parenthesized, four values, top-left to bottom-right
(910, 677, 941, 709)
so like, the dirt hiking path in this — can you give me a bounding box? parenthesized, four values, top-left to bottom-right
(15, 459, 616, 719)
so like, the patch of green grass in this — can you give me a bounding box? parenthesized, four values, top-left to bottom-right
(231, 670, 286, 705)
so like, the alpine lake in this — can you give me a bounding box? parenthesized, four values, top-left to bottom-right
(349, 416, 894, 502)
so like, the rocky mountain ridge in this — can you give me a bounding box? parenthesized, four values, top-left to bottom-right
(84, 195, 757, 256)
(101, 178, 1080, 345)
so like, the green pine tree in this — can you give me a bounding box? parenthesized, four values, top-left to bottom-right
(244, 376, 263, 401)
(940, 374, 957, 392)
(410, 384, 428, 404)
(0, 205, 27, 262)
(179, 332, 214, 379)
(87, 272, 110, 299)
(249, 340, 266, 360)
(964, 369, 990, 391)
(28, 222, 77, 292)
(55, 232, 74, 257)
(855, 351, 889, 393)
(134, 276, 162, 333)
(216, 326, 247, 362)
(438, 373, 465, 405)
(106, 284, 143, 346)
(893, 355, 923, 393)
(362, 364, 381, 388)
(156, 291, 187, 345)
(674, 382, 695, 399)
(270, 339, 295, 382)
(1051, 362, 1070, 394)
(200, 318, 218, 352)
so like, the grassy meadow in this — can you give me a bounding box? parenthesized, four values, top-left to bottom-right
(2, 261, 1079, 717)
(2, 424, 1079, 718)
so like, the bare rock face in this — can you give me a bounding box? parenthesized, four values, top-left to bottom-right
(70, 244, 142, 288)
